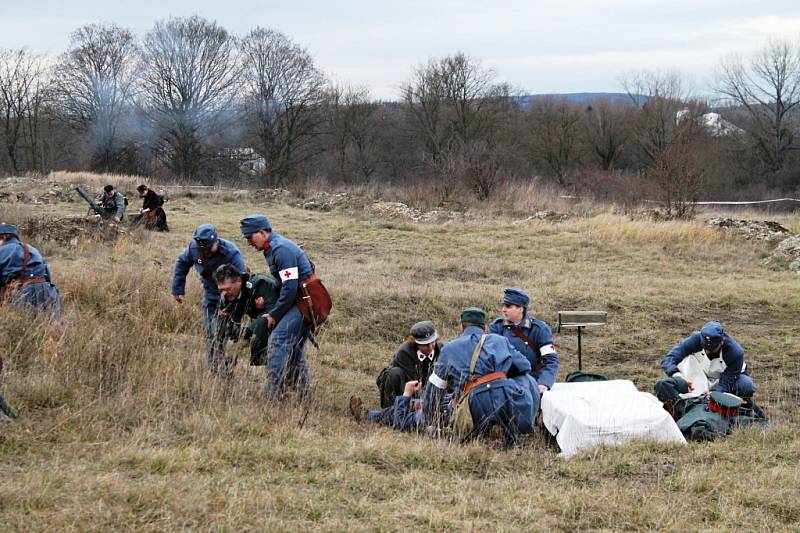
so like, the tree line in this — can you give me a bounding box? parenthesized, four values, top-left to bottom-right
(1, 16, 799, 214)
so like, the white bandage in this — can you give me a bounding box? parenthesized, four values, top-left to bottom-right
(428, 372, 447, 389)
(540, 344, 556, 356)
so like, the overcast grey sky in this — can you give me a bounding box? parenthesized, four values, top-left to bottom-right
(2, 1, 798, 99)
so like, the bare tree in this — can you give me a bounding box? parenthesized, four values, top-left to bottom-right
(139, 16, 241, 181)
(0, 48, 47, 173)
(582, 98, 631, 170)
(51, 23, 140, 173)
(401, 52, 510, 198)
(326, 85, 381, 182)
(716, 39, 800, 175)
(527, 98, 584, 186)
(240, 28, 326, 186)
(620, 70, 709, 216)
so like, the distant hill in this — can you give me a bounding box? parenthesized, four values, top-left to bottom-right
(516, 92, 645, 107)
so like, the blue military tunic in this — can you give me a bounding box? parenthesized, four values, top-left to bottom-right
(661, 331, 755, 397)
(489, 315, 559, 389)
(171, 238, 245, 310)
(261, 232, 314, 321)
(420, 326, 539, 443)
(0, 237, 62, 316)
(259, 231, 314, 399)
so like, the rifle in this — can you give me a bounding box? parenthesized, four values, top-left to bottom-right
(75, 186, 104, 216)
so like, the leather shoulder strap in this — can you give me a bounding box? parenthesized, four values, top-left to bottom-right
(467, 334, 488, 382)
(20, 244, 30, 280)
(510, 325, 539, 353)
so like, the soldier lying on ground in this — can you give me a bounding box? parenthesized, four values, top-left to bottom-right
(655, 377, 768, 441)
(375, 320, 442, 408)
(212, 263, 280, 368)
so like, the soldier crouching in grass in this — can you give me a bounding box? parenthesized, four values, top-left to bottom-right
(654, 321, 767, 440)
(375, 320, 442, 408)
(351, 307, 540, 447)
(0, 223, 63, 319)
(132, 184, 169, 232)
(212, 264, 280, 368)
(172, 224, 246, 374)
(94, 184, 126, 222)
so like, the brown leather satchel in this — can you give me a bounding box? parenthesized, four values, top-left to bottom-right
(295, 273, 332, 333)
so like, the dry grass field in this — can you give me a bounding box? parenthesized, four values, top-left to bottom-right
(1, 176, 799, 531)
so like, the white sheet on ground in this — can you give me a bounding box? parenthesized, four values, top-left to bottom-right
(541, 380, 686, 457)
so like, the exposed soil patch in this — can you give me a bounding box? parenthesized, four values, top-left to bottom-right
(18, 216, 127, 246)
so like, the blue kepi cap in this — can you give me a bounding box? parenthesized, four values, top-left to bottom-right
(193, 224, 219, 248)
(503, 287, 530, 308)
(0, 223, 18, 237)
(700, 321, 724, 349)
(240, 215, 271, 237)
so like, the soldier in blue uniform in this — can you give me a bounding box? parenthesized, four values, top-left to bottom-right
(94, 184, 126, 221)
(0, 223, 62, 318)
(172, 224, 246, 373)
(240, 215, 314, 400)
(489, 288, 559, 395)
(658, 321, 756, 400)
(353, 307, 538, 445)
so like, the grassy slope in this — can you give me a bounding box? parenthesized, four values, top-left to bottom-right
(1, 193, 799, 531)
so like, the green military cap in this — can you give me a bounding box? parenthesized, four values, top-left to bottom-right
(460, 306, 486, 326)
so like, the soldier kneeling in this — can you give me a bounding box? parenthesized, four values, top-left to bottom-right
(212, 264, 279, 369)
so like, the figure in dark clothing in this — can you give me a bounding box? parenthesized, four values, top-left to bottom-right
(94, 184, 126, 221)
(376, 321, 442, 407)
(133, 184, 169, 231)
(212, 264, 280, 368)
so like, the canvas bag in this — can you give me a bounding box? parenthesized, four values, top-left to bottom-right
(451, 334, 488, 439)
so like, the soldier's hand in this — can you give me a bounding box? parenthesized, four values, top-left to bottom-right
(262, 313, 276, 329)
(403, 381, 421, 397)
(255, 296, 265, 310)
(673, 372, 694, 392)
(174, 295, 184, 304)
(218, 309, 229, 318)
(113, 216, 121, 223)
(538, 384, 549, 395)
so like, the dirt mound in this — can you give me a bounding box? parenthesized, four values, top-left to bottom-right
(366, 201, 464, 223)
(297, 191, 368, 211)
(764, 235, 800, 272)
(524, 210, 569, 222)
(248, 188, 293, 203)
(706, 218, 791, 241)
(18, 216, 127, 246)
(0, 177, 78, 205)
